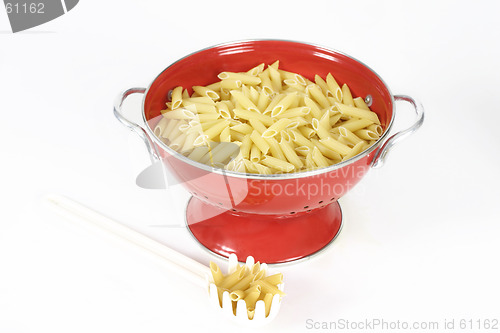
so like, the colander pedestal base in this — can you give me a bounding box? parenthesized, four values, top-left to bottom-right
(185, 197, 343, 264)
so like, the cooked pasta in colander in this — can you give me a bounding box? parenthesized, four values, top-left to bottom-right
(154, 61, 382, 174)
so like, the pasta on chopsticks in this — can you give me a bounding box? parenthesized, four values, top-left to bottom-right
(154, 61, 383, 174)
(209, 261, 284, 319)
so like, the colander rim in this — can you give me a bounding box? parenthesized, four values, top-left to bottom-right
(141, 39, 395, 180)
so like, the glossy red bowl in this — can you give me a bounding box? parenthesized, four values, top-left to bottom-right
(114, 40, 423, 264)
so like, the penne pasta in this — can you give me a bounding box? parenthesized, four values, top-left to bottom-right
(154, 63, 383, 174)
(171, 86, 183, 109)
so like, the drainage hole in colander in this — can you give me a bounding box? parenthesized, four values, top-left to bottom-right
(290, 211, 296, 214)
(318, 200, 323, 204)
(330, 197, 335, 201)
(193, 192, 197, 196)
(204, 195, 208, 199)
(231, 209, 237, 212)
(307, 209, 312, 213)
(304, 205, 309, 209)
(218, 202, 223, 205)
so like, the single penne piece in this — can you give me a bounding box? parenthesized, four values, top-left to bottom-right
(269, 60, 280, 69)
(342, 141, 367, 161)
(183, 102, 217, 114)
(258, 71, 274, 96)
(250, 144, 261, 162)
(182, 96, 215, 105)
(261, 273, 283, 286)
(334, 118, 374, 132)
(153, 117, 169, 137)
(250, 130, 270, 155)
(277, 69, 296, 81)
(306, 84, 330, 109)
(248, 118, 268, 134)
(256, 90, 271, 112)
(230, 123, 254, 135)
(303, 97, 323, 119)
(312, 146, 330, 168)
(171, 86, 183, 109)
(218, 72, 261, 85)
(220, 79, 242, 90)
(233, 108, 273, 126)
(219, 265, 248, 290)
(326, 73, 342, 102)
(247, 63, 265, 76)
(341, 84, 354, 106)
(263, 293, 274, 318)
(192, 85, 220, 100)
(354, 129, 380, 140)
(279, 138, 304, 169)
(271, 92, 298, 117)
(275, 106, 310, 119)
(298, 125, 315, 139)
(219, 126, 231, 142)
(334, 102, 381, 124)
(319, 137, 352, 156)
(262, 118, 292, 138)
(283, 79, 306, 92)
(229, 290, 246, 302)
(312, 138, 342, 161)
(182, 88, 190, 99)
(353, 96, 370, 110)
(196, 112, 220, 122)
(205, 81, 221, 92)
(267, 65, 282, 92)
(265, 136, 286, 161)
(162, 108, 196, 120)
(295, 145, 310, 157)
(181, 132, 197, 152)
(367, 123, 384, 136)
(319, 108, 330, 129)
(210, 262, 224, 285)
(243, 290, 261, 311)
(239, 134, 252, 159)
(338, 126, 364, 145)
(287, 116, 309, 128)
(261, 156, 295, 173)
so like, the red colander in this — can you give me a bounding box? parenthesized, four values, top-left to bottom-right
(114, 40, 424, 264)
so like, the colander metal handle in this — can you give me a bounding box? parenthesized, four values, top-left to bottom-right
(113, 88, 160, 163)
(371, 95, 424, 168)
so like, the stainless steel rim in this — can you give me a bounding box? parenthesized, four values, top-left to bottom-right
(183, 196, 344, 267)
(141, 39, 396, 180)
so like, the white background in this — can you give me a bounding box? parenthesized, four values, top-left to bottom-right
(1, 1, 500, 332)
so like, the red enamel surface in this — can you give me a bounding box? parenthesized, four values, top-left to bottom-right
(142, 40, 394, 263)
